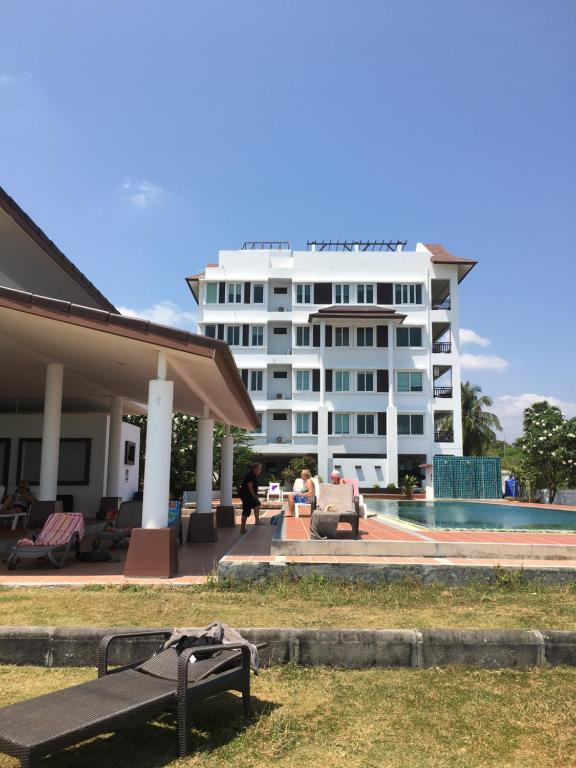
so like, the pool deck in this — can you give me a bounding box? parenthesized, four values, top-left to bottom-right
(0, 500, 575, 586)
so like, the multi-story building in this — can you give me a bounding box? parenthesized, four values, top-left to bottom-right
(187, 240, 476, 487)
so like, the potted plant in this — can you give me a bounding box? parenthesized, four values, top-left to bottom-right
(402, 474, 418, 500)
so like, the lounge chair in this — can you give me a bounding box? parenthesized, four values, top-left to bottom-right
(24, 500, 63, 531)
(6, 512, 85, 570)
(342, 478, 368, 517)
(309, 483, 360, 539)
(96, 495, 122, 520)
(0, 629, 254, 766)
(92, 500, 142, 549)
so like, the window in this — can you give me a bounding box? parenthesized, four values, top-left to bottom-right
(251, 413, 263, 434)
(227, 282, 243, 303)
(335, 327, 350, 347)
(356, 327, 374, 347)
(357, 371, 374, 392)
(273, 327, 288, 334)
(357, 413, 375, 435)
(250, 371, 263, 392)
(204, 324, 216, 339)
(272, 413, 287, 420)
(295, 284, 312, 304)
(251, 326, 264, 346)
(397, 327, 423, 347)
(274, 286, 288, 294)
(296, 413, 311, 434)
(335, 284, 351, 304)
(335, 371, 350, 392)
(252, 283, 264, 303)
(226, 325, 240, 346)
(273, 371, 288, 379)
(296, 326, 311, 347)
(397, 371, 423, 392)
(334, 413, 350, 434)
(398, 414, 425, 435)
(395, 284, 423, 305)
(357, 284, 374, 304)
(205, 283, 218, 304)
(296, 370, 311, 391)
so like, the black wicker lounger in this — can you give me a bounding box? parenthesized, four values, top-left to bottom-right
(0, 630, 253, 767)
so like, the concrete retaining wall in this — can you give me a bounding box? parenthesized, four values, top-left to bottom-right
(0, 626, 575, 670)
(219, 558, 576, 585)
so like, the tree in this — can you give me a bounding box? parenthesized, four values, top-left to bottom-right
(516, 401, 576, 503)
(280, 455, 318, 487)
(460, 381, 503, 456)
(125, 414, 255, 498)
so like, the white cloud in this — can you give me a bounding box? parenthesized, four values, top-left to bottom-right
(460, 353, 510, 371)
(460, 328, 490, 347)
(0, 71, 32, 87)
(118, 301, 197, 331)
(121, 178, 163, 209)
(0, 74, 16, 86)
(492, 394, 576, 441)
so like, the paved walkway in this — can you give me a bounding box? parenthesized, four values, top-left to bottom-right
(1, 503, 575, 585)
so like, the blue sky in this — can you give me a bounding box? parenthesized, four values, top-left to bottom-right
(1, 0, 575, 439)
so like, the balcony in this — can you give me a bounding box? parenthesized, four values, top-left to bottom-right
(435, 430, 454, 443)
(434, 386, 453, 398)
(432, 297, 451, 310)
(433, 341, 452, 354)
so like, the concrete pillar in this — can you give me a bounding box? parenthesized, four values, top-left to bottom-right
(386, 323, 398, 485)
(141, 355, 174, 529)
(195, 417, 214, 513)
(39, 363, 64, 501)
(216, 425, 235, 527)
(317, 405, 329, 481)
(106, 396, 124, 497)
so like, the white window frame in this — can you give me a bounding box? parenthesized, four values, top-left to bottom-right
(334, 284, 351, 304)
(204, 282, 218, 304)
(356, 326, 375, 348)
(396, 326, 424, 348)
(226, 325, 241, 346)
(295, 326, 312, 347)
(252, 283, 265, 304)
(334, 326, 350, 347)
(295, 412, 312, 435)
(398, 413, 425, 436)
(334, 370, 351, 392)
(251, 412, 265, 435)
(227, 282, 243, 304)
(249, 370, 263, 393)
(334, 412, 351, 435)
(394, 283, 423, 305)
(204, 324, 217, 339)
(295, 284, 312, 304)
(356, 370, 375, 393)
(356, 284, 375, 304)
(251, 325, 264, 346)
(357, 413, 376, 435)
(295, 370, 311, 392)
(397, 370, 424, 393)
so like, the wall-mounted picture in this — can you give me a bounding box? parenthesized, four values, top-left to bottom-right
(17, 438, 91, 486)
(124, 440, 136, 466)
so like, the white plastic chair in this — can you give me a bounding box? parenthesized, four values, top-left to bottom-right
(266, 482, 283, 503)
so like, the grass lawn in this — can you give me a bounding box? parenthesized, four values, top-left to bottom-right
(0, 577, 575, 629)
(0, 665, 574, 767)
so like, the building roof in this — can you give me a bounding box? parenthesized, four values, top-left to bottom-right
(0, 186, 118, 312)
(424, 243, 477, 283)
(0, 285, 258, 429)
(308, 305, 406, 322)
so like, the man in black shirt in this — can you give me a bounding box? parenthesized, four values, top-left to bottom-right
(239, 462, 263, 534)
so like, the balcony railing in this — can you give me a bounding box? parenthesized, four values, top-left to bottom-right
(432, 298, 451, 310)
(433, 386, 453, 398)
(435, 431, 454, 443)
(432, 341, 452, 353)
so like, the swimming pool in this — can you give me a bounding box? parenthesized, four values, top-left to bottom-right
(368, 499, 576, 531)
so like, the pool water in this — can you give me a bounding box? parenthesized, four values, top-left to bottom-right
(368, 499, 576, 531)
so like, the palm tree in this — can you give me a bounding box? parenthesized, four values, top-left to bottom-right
(460, 381, 502, 455)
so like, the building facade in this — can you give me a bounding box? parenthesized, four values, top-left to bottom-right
(188, 241, 476, 488)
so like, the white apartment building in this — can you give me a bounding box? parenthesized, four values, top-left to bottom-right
(187, 241, 476, 488)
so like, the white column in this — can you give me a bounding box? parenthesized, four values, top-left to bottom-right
(106, 396, 124, 497)
(196, 417, 214, 513)
(386, 323, 398, 485)
(142, 354, 174, 528)
(219, 425, 234, 507)
(317, 320, 329, 479)
(39, 363, 64, 501)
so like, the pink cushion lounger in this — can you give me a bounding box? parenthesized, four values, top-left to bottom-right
(7, 512, 85, 570)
